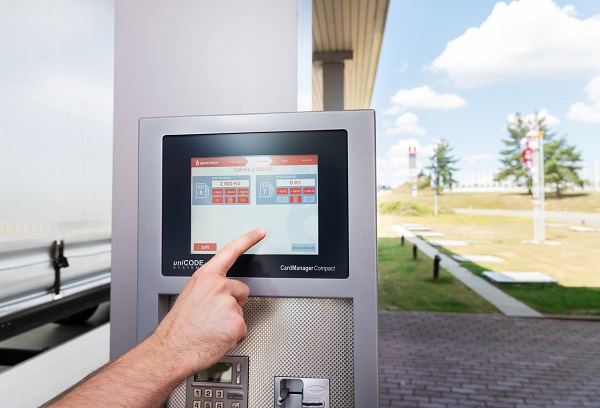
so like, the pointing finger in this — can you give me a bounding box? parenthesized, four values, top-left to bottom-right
(201, 228, 266, 276)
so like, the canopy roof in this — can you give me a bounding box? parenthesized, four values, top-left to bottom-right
(312, 0, 390, 110)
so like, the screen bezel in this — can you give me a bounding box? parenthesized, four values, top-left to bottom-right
(161, 130, 349, 279)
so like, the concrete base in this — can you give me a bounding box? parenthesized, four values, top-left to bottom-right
(406, 226, 432, 231)
(452, 255, 504, 263)
(569, 226, 599, 232)
(416, 232, 444, 237)
(483, 271, 558, 284)
(430, 240, 468, 247)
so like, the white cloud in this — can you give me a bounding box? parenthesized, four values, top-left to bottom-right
(387, 86, 467, 112)
(566, 74, 600, 123)
(506, 108, 560, 128)
(377, 139, 437, 187)
(383, 112, 427, 136)
(382, 105, 404, 115)
(430, 0, 600, 87)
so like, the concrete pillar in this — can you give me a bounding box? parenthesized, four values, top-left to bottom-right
(111, 0, 308, 358)
(314, 51, 352, 111)
(322, 62, 345, 111)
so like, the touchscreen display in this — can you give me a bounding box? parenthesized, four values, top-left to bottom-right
(161, 130, 349, 279)
(191, 155, 318, 255)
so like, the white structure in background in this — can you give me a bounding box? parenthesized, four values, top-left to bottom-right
(453, 160, 600, 193)
(453, 170, 521, 192)
(581, 160, 600, 191)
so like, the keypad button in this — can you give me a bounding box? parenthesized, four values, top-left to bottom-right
(193, 401, 201, 408)
(215, 403, 224, 408)
(204, 389, 213, 398)
(231, 403, 240, 408)
(227, 392, 243, 400)
(193, 388, 202, 397)
(215, 389, 224, 399)
(203, 402, 212, 408)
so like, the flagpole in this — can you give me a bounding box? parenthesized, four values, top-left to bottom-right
(522, 127, 545, 243)
(432, 139, 439, 216)
(532, 130, 545, 242)
(434, 183, 438, 216)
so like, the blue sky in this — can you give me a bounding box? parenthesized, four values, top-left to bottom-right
(371, 0, 600, 187)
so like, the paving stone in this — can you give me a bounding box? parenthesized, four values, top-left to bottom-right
(452, 254, 504, 263)
(416, 232, 444, 237)
(569, 226, 599, 232)
(429, 239, 468, 247)
(406, 226, 432, 231)
(482, 271, 558, 284)
(379, 311, 600, 407)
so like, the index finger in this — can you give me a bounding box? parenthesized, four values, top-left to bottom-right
(201, 228, 266, 276)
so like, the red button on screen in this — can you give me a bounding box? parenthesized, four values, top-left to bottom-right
(212, 188, 224, 195)
(303, 187, 315, 194)
(212, 197, 223, 204)
(238, 196, 249, 204)
(194, 243, 217, 251)
(290, 196, 302, 203)
(277, 188, 289, 195)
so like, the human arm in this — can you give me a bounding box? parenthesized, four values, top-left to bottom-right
(46, 228, 266, 407)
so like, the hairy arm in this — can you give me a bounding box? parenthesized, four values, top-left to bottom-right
(46, 228, 266, 407)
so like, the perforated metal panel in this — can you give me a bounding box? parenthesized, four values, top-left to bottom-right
(165, 381, 186, 408)
(166, 296, 354, 408)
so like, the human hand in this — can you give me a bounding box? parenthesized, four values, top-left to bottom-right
(43, 229, 266, 408)
(150, 228, 266, 379)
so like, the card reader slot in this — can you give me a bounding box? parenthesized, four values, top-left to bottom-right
(301, 401, 325, 407)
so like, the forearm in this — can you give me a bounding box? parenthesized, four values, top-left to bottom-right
(47, 334, 187, 408)
(46, 229, 261, 407)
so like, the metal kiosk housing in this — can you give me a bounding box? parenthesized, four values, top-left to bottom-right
(136, 110, 378, 407)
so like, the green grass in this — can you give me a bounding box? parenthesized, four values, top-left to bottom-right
(379, 184, 600, 213)
(377, 237, 499, 314)
(378, 201, 432, 216)
(503, 285, 600, 316)
(435, 245, 600, 316)
(377, 188, 600, 316)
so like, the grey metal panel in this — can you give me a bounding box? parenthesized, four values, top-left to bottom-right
(137, 110, 378, 406)
(167, 296, 354, 408)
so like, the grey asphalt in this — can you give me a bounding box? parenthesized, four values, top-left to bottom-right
(379, 311, 600, 407)
(453, 208, 600, 227)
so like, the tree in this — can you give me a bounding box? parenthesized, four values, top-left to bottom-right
(495, 112, 585, 195)
(419, 139, 459, 194)
(544, 137, 586, 196)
